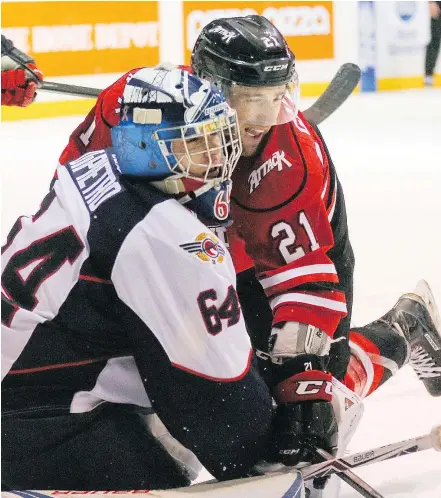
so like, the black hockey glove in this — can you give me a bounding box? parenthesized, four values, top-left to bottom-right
(270, 369, 338, 467)
(267, 322, 339, 467)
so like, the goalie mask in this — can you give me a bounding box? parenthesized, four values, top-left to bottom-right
(111, 67, 242, 223)
(191, 15, 300, 130)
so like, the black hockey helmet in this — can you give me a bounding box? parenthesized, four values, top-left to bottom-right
(191, 15, 296, 88)
(191, 16, 299, 128)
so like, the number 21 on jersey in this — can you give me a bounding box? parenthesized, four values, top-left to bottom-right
(271, 210, 319, 264)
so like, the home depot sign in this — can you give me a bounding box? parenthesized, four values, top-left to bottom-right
(1, 1, 159, 77)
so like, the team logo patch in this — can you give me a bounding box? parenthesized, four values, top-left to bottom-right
(180, 232, 225, 264)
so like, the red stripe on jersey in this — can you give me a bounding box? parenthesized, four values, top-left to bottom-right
(8, 356, 112, 374)
(79, 274, 112, 284)
(171, 348, 253, 382)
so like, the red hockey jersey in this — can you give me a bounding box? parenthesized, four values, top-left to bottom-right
(228, 114, 349, 337)
(59, 68, 142, 164)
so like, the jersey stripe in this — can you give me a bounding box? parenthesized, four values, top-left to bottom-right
(8, 356, 111, 375)
(260, 264, 337, 290)
(270, 292, 347, 313)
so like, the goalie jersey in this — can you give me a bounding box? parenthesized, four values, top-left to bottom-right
(1, 149, 272, 478)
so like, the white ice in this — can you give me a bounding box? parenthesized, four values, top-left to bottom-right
(2, 88, 441, 497)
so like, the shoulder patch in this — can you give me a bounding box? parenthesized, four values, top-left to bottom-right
(67, 149, 124, 213)
(180, 232, 225, 264)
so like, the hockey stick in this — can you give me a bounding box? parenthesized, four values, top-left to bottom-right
(301, 62, 361, 125)
(38, 80, 101, 98)
(4, 426, 440, 498)
(302, 424, 441, 481)
(315, 448, 384, 498)
(36, 63, 361, 125)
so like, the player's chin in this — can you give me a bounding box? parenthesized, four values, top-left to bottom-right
(241, 137, 263, 157)
(240, 126, 269, 156)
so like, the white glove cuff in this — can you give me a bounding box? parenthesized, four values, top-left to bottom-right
(269, 321, 331, 360)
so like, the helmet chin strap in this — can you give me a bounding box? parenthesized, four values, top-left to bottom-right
(151, 177, 186, 195)
(151, 177, 215, 203)
(177, 183, 214, 205)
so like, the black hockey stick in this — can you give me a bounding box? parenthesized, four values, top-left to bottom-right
(3, 45, 103, 99)
(302, 62, 361, 125)
(39, 80, 101, 98)
(36, 63, 361, 124)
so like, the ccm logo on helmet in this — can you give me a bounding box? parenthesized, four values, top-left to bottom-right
(264, 64, 289, 72)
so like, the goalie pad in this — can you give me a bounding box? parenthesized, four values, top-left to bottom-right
(3, 469, 305, 498)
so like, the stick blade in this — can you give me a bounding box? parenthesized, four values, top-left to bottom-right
(302, 63, 361, 125)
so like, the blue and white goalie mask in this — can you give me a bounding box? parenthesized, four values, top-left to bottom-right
(111, 67, 242, 223)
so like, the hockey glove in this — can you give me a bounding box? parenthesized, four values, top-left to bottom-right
(268, 322, 338, 466)
(271, 371, 338, 466)
(1, 37, 43, 107)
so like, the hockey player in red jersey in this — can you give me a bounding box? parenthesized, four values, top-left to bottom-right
(56, 15, 441, 495)
(191, 20, 441, 483)
(1, 35, 43, 107)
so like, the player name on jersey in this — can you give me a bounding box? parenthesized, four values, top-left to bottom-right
(68, 150, 122, 212)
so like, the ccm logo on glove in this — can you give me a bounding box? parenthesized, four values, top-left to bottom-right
(274, 370, 333, 403)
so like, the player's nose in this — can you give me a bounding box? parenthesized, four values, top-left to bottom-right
(207, 134, 224, 164)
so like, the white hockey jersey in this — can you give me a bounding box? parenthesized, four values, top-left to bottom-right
(2, 149, 253, 407)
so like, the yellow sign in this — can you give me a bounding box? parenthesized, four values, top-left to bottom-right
(2, 1, 159, 77)
(184, 1, 334, 64)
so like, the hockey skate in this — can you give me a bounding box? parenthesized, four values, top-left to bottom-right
(391, 280, 441, 396)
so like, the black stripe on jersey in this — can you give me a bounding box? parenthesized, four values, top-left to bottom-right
(231, 122, 308, 213)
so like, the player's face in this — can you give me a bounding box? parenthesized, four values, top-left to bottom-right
(172, 132, 225, 179)
(227, 84, 286, 157)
